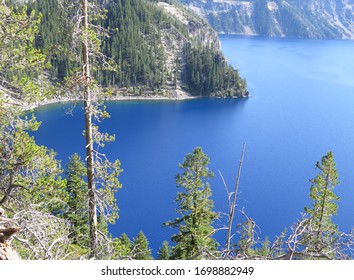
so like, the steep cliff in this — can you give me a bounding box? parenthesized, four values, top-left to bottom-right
(155, 2, 247, 97)
(180, 0, 354, 39)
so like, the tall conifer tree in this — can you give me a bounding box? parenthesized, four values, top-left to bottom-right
(157, 240, 171, 260)
(283, 151, 342, 260)
(65, 153, 89, 248)
(132, 231, 153, 260)
(165, 147, 218, 259)
(303, 151, 340, 258)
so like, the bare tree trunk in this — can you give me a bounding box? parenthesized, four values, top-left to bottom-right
(225, 143, 246, 253)
(316, 173, 330, 247)
(82, 0, 97, 259)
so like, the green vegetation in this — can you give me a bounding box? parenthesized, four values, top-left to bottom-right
(112, 233, 132, 259)
(64, 154, 89, 249)
(299, 151, 342, 259)
(164, 147, 218, 259)
(157, 240, 172, 260)
(2, 0, 354, 261)
(183, 43, 247, 97)
(100, 0, 176, 90)
(131, 231, 154, 260)
(0, 1, 48, 102)
(24, 0, 247, 97)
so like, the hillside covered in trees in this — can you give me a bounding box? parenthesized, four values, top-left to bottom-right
(2, 0, 354, 261)
(0, 0, 248, 260)
(24, 0, 248, 100)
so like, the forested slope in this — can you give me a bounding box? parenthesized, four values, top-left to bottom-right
(2, 0, 354, 261)
(27, 0, 247, 98)
(1, 0, 247, 260)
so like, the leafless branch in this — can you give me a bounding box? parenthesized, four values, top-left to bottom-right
(225, 143, 246, 252)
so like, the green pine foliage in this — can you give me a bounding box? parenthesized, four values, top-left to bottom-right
(113, 232, 154, 260)
(0, 1, 48, 102)
(235, 216, 257, 257)
(0, 114, 67, 213)
(165, 147, 218, 260)
(157, 240, 172, 260)
(112, 233, 133, 259)
(0, 1, 72, 259)
(4, 0, 354, 261)
(306, 151, 339, 230)
(183, 43, 247, 97)
(23, 0, 247, 97)
(64, 153, 89, 249)
(26, 0, 181, 91)
(132, 231, 153, 260)
(99, 0, 174, 90)
(0, 111, 72, 259)
(27, 0, 78, 80)
(302, 151, 340, 258)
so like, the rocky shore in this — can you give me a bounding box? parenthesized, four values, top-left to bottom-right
(22, 88, 196, 111)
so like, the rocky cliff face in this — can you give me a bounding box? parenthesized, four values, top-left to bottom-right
(156, 2, 222, 97)
(156, 2, 247, 98)
(158, 2, 221, 49)
(180, 0, 354, 39)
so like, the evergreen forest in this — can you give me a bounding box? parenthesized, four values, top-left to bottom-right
(26, 0, 247, 98)
(1, 0, 354, 261)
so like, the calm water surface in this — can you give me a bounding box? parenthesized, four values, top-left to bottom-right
(33, 36, 354, 255)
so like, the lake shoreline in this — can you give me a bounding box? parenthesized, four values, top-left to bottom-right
(23, 91, 246, 111)
(23, 93, 198, 111)
(29, 35, 354, 257)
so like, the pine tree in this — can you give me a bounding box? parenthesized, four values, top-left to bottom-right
(112, 233, 132, 259)
(157, 240, 171, 260)
(132, 231, 153, 260)
(80, 0, 98, 258)
(282, 151, 342, 260)
(165, 147, 218, 259)
(119, 233, 132, 249)
(65, 154, 89, 248)
(0, 2, 75, 259)
(303, 151, 340, 258)
(70, 0, 122, 259)
(0, 1, 47, 102)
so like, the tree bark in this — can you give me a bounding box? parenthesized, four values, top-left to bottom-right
(82, 0, 97, 259)
(225, 143, 246, 253)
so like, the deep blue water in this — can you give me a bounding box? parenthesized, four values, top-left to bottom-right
(32, 35, 354, 256)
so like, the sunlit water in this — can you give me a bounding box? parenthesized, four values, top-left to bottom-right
(33, 35, 354, 255)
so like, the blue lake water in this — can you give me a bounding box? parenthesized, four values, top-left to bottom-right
(32, 35, 354, 256)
